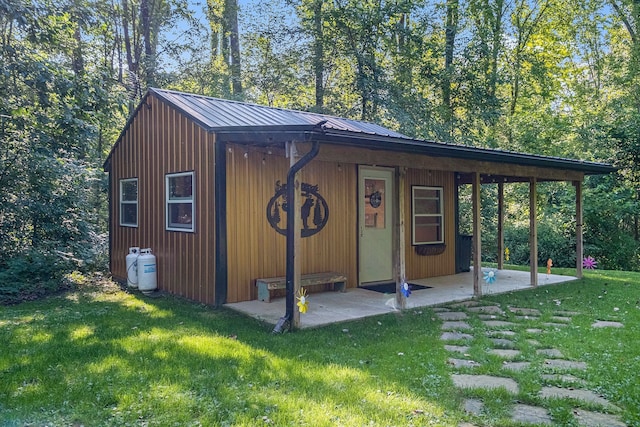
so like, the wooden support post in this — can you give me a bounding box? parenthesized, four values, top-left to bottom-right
(472, 172, 482, 297)
(529, 178, 538, 287)
(289, 143, 302, 329)
(497, 181, 505, 270)
(575, 180, 583, 279)
(396, 167, 407, 309)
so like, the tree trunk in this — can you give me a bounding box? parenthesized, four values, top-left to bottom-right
(443, 0, 459, 136)
(226, 0, 242, 96)
(313, 0, 324, 109)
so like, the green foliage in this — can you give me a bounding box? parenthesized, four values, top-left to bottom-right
(0, 249, 71, 305)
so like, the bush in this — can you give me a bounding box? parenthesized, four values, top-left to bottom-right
(0, 249, 72, 304)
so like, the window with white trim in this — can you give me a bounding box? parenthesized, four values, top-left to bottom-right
(166, 171, 194, 232)
(412, 186, 444, 245)
(120, 178, 138, 227)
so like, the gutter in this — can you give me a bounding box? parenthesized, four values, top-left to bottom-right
(273, 138, 322, 333)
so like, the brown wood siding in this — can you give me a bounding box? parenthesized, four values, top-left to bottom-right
(404, 169, 457, 279)
(108, 94, 216, 304)
(225, 144, 357, 303)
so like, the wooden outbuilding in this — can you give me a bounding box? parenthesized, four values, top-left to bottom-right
(104, 88, 614, 325)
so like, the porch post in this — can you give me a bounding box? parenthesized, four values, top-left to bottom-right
(575, 180, 583, 279)
(529, 178, 538, 287)
(289, 142, 302, 329)
(395, 167, 407, 309)
(497, 181, 505, 270)
(472, 172, 482, 296)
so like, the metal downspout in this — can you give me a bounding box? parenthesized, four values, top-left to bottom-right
(273, 140, 320, 333)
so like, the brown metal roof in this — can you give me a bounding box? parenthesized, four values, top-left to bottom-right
(151, 88, 408, 139)
(104, 88, 615, 175)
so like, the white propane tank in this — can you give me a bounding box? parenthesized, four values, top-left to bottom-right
(137, 248, 157, 294)
(126, 247, 140, 288)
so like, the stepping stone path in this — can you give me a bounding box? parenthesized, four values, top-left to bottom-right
(467, 305, 504, 315)
(491, 338, 516, 348)
(511, 404, 553, 425)
(437, 311, 468, 321)
(509, 307, 541, 316)
(486, 330, 516, 337)
(444, 345, 470, 353)
(536, 348, 564, 358)
(441, 331, 473, 341)
(539, 387, 619, 411)
(441, 321, 472, 330)
(573, 409, 627, 427)
(449, 358, 481, 368)
(437, 301, 626, 426)
(544, 359, 587, 371)
(592, 320, 624, 328)
(452, 374, 519, 394)
(482, 320, 515, 328)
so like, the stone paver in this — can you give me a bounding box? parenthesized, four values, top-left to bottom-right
(487, 330, 517, 337)
(537, 348, 564, 358)
(543, 322, 569, 328)
(592, 320, 624, 328)
(437, 311, 468, 321)
(482, 320, 516, 328)
(449, 358, 481, 368)
(526, 328, 543, 334)
(527, 339, 541, 346)
(489, 349, 521, 359)
(452, 374, 519, 394)
(441, 331, 474, 341)
(468, 305, 504, 315)
(478, 314, 501, 320)
(432, 307, 451, 312)
(502, 361, 530, 371)
(572, 409, 626, 427)
(441, 321, 472, 330)
(444, 344, 470, 353)
(509, 307, 542, 316)
(511, 404, 553, 425)
(491, 338, 516, 348)
(555, 310, 580, 316)
(540, 387, 619, 411)
(463, 399, 483, 415)
(551, 316, 572, 323)
(544, 359, 587, 371)
(541, 374, 586, 386)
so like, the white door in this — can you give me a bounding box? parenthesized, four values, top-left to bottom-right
(359, 167, 394, 284)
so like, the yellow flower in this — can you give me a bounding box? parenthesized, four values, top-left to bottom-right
(296, 289, 308, 314)
(505, 247, 510, 262)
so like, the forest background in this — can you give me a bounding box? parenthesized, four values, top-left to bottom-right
(1, 0, 639, 303)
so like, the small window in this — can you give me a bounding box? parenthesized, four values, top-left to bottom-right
(412, 186, 444, 245)
(166, 171, 194, 232)
(120, 178, 138, 227)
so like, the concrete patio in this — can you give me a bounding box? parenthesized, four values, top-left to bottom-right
(225, 268, 578, 329)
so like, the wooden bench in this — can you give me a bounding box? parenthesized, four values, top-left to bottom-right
(256, 272, 347, 302)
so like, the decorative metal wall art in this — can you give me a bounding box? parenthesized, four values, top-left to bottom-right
(266, 180, 329, 237)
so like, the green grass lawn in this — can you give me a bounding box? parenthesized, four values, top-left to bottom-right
(1, 268, 639, 426)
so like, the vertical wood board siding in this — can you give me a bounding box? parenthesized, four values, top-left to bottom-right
(225, 144, 357, 303)
(108, 94, 216, 304)
(404, 169, 457, 279)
